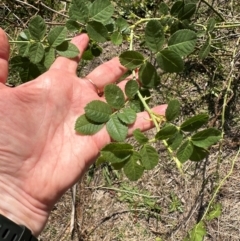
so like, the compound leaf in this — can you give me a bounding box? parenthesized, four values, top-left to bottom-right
(168, 29, 197, 57)
(75, 114, 104, 135)
(28, 15, 46, 40)
(166, 99, 181, 121)
(133, 129, 149, 145)
(155, 124, 178, 140)
(140, 144, 159, 170)
(104, 84, 125, 109)
(191, 128, 221, 148)
(125, 80, 139, 99)
(86, 21, 109, 43)
(89, 0, 114, 23)
(56, 42, 79, 58)
(69, 0, 88, 23)
(145, 20, 165, 53)
(119, 51, 145, 70)
(117, 108, 137, 124)
(48, 26, 67, 47)
(177, 140, 194, 163)
(180, 113, 208, 132)
(156, 49, 184, 73)
(106, 115, 128, 142)
(85, 100, 112, 123)
(139, 62, 160, 88)
(167, 132, 183, 150)
(29, 43, 44, 64)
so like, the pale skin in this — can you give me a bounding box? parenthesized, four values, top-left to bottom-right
(0, 28, 167, 236)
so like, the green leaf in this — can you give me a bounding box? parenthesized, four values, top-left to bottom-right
(125, 80, 139, 99)
(84, 100, 112, 123)
(188, 221, 206, 241)
(65, 19, 81, 32)
(91, 44, 103, 57)
(167, 132, 183, 150)
(100, 142, 133, 164)
(155, 124, 178, 140)
(145, 20, 165, 53)
(123, 153, 144, 181)
(189, 145, 209, 162)
(111, 31, 123, 45)
(106, 115, 128, 142)
(168, 29, 197, 57)
(89, 0, 114, 23)
(178, 3, 196, 20)
(129, 98, 144, 113)
(47, 26, 67, 47)
(75, 114, 104, 135)
(29, 43, 44, 64)
(206, 203, 222, 221)
(86, 21, 109, 43)
(139, 62, 160, 88)
(165, 99, 181, 121)
(176, 140, 194, 163)
(140, 144, 159, 170)
(156, 49, 184, 73)
(104, 84, 125, 109)
(207, 18, 216, 32)
(159, 2, 169, 15)
(199, 39, 211, 60)
(117, 108, 137, 125)
(180, 113, 208, 132)
(170, 1, 184, 17)
(18, 43, 30, 57)
(133, 129, 149, 145)
(191, 128, 221, 148)
(69, 0, 88, 23)
(116, 17, 129, 32)
(18, 30, 30, 40)
(119, 51, 145, 70)
(56, 42, 80, 58)
(44, 47, 55, 69)
(28, 15, 46, 40)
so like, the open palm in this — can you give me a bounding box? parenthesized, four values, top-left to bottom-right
(0, 29, 166, 235)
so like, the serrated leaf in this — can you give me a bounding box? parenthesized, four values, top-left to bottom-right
(133, 129, 149, 145)
(188, 221, 206, 241)
(206, 203, 222, 221)
(117, 108, 137, 124)
(116, 17, 129, 32)
(29, 43, 44, 64)
(28, 16, 46, 40)
(176, 140, 194, 163)
(189, 145, 209, 161)
(123, 153, 144, 181)
(170, 1, 184, 16)
(129, 98, 144, 112)
(166, 99, 181, 121)
(139, 62, 160, 88)
(56, 42, 79, 58)
(180, 114, 208, 132)
(140, 144, 159, 170)
(75, 114, 104, 135)
(84, 100, 112, 123)
(191, 128, 221, 148)
(119, 51, 145, 70)
(111, 31, 123, 45)
(207, 18, 216, 32)
(125, 80, 139, 99)
(47, 26, 67, 47)
(69, 0, 88, 23)
(66, 19, 81, 32)
(100, 142, 133, 164)
(155, 124, 178, 140)
(156, 49, 184, 73)
(178, 3, 196, 20)
(106, 115, 128, 142)
(159, 2, 169, 15)
(44, 47, 55, 69)
(199, 39, 211, 60)
(168, 29, 197, 57)
(167, 132, 183, 150)
(145, 20, 165, 53)
(86, 21, 109, 43)
(89, 0, 114, 23)
(104, 84, 125, 109)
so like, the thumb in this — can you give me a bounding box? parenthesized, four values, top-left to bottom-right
(0, 28, 10, 85)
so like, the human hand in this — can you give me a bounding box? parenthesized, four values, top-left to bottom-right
(0, 28, 166, 236)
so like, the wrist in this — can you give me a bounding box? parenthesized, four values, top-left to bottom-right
(0, 176, 49, 236)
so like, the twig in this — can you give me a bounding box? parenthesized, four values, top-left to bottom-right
(70, 184, 77, 235)
(40, 2, 68, 18)
(201, 0, 225, 22)
(14, 0, 39, 11)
